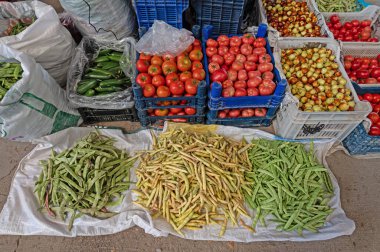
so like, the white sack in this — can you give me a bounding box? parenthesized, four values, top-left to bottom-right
(0, 0, 76, 86)
(0, 124, 355, 241)
(0, 45, 81, 142)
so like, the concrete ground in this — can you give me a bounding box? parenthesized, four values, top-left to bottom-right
(0, 121, 379, 252)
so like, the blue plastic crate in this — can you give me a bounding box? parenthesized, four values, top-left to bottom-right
(207, 114, 274, 127)
(135, 0, 189, 29)
(342, 82, 380, 155)
(201, 24, 287, 126)
(138, 109, 206, 127)
(192, 0, 245, 37)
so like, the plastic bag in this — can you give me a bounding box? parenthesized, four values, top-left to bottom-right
(59, 0, 137, 40)
(135, 20, 195, 56)
(0, 0, 76, 87)
(0, 123, 355, 240)
(0, 45, 82, 142)
(58, 12, 82, 44)
(67, 36, 136, 110)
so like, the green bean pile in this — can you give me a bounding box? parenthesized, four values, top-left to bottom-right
(0, 62, 23, 101)
(34, 131, 138, 230)
(316, 0, 363, 12)
(245, 139, 334, 235)
(76, 49, 132, 97)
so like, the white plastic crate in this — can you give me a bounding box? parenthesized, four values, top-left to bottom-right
(272, 38, 372, 141)
(258, 0, 333, 45)
(322, 6, 380, 47)
(341, 42, 380, 87)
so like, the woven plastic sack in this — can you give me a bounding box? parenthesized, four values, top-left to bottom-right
(59, 0, 137, 40)
(67, 36, 136, 110)
(135, 20, 195, 56)
(0, 45, 81, 142)
(0, 0, 76, 87)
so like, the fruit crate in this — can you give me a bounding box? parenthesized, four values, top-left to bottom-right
(202, 24, 287, 127)
(273, 38, 372, 141)
(257, 0, 333, 40)
(78, 107, 138, 124)
(135, 0, 189, 29)
(342, 82, 380, 155)
(191, 0, 245, 37)
(323, 6, 380, 46)
(341, 42, 380, 87)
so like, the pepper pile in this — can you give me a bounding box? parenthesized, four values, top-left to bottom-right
(245, 139, 334, 235)
(0, 61, 23, 101)
(76, 49, 132, 97)
(34, 131, 138, 230)
(134, 129, 254, 236)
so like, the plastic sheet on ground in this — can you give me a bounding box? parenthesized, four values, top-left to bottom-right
(0, 124, 355, 241)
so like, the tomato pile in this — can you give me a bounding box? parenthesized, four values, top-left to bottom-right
(262, 0, 322, 37)
(218, 107, 267, 119)
(136, 39, 205, 118)
(327, 15, 377, 42)
(344, 55, 380, 84)
(358, 93, 380, 136)
(206, 34, 277, 98)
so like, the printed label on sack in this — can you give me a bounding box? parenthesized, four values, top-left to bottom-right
(19, 93, 57, 119)
(51, 111, 81, 134)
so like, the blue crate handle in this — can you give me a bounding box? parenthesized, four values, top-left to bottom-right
(202, 24, 268, 43)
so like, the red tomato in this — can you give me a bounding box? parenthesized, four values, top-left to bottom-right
(233, 80, 247, 89)
(242, 33, 254, 44)
(222, 80, 233, 88)
(148, 64, 162, 76)
(244, 61, 257, 71)
(184, 107, 196, 115)
(359, 30, 371, 41)
(152, 75, 165, 87)
(255, 108, 267, 117)
(330, 14, 340, 24)
(139, 53, 152, 61)
(248, 71, 261, 79)
(373, 94, 380, 103)
(136, 59, 150, 73)
(193, 69, 206, 81)
(218, 46, 229, 56)
(157, 86, 170, 97)
(193, 39, 201, 47)
(253, 38, 266, 48)
(192, 61, 203, 71)
(208, 62, 221, 74)
(169, 81, 185, 95)
(211, 54, 225, 65)
(189, 49, 203, 61)
(185, 78, 199, 95)
(259, 54, 272, 63)
(238, 70, 248, 81)
(206, 39, 218, 47)
(241, 108, 255, 117)
(206, 47, 218, 57)
(371, 68, 380, 78)
(231, 61, 244, 71)
(363, 93, 374, 102)
(247, 76, 262, 88)
(369, 126, 380, 136)
(179, 71, 192, 82)
(143, 84, 156, 97)
(369, 38, 379, 42)
(217, 35, 230, 46)
(247, 54, 258, 62)
(357, 69, 370, 79)
(240, 44, 253, 56)
(253, 47, 266, 56)
(218, 111, 227, 118)
(368, 112, 380, 124)
(166, 73, 179, 86)
(177, 55, 192, 72)
(373, 104, 380, 113)
(351, 19, 360, 27)
(170, 108, 183, 114)
(344, 61, 352, 70)
(236, 54, 247, 63)
(211, 69, 228, 82)
(258, 80, 276, 95)
(151, 56, 163, 66)
(224, 53, 236, 65)
(154, 108, 169, 116)
(162, 61, 177, 75)
(361, 19, 372, 27)
(365, 78, 378, 84)
(162, 54, 175, 62)
(222, 86, 235, 97)
(228, 109, 240, 117)
(229, 46, 240, 55)
(136, 73, 152, 87)
(247, 87, 259, 96)
(262, 71, 274, 80)
(344, 55, 354, 62)
(234, 88, 247, 97)
(227, 70, 238, 81)
(230, 36, 242, 47)
(258, 63, 273, 73)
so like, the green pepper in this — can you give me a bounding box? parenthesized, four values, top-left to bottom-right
(84, 73, 112, 80)
(107, 55, 121, 62)
(98, 49, 112, 56)
(84, 89, 95, 97)
(94, 56, 111, 63)
(76, 80, 98, 95)
(99, 78, 129, 87)
(88, 68, 113, 77)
